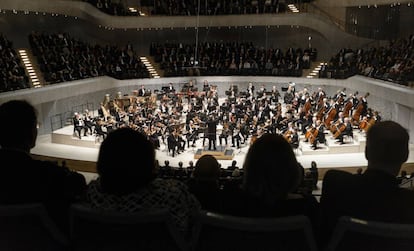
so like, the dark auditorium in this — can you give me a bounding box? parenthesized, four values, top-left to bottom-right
(0, 0, 413, 250)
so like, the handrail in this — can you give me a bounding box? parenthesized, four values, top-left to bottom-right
(306, 3, 346, 31)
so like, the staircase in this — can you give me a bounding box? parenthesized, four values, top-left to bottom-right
(18, 48, 45, 88)
(140, 56, 161, 78)
(305, 61, 326, 79)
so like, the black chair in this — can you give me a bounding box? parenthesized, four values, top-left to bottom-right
(326, 216, 414, 251)
(69, 203, 189, 251)
(192, 210, 318, 251)
(0, 203, 69, 251)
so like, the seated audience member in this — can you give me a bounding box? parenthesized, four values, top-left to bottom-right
(319, 121, 414, 248)
(221, 134, 318, 222)
(85, 128, 200, 239)
(309, 161, 319, 190)
(187, 155, 223, 212)
(227, 160, 239, 171)
(0, 100, 86, 233)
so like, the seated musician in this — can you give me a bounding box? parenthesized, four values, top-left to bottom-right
(185, 120, 198, 148)
(94, 118, 107, 139)
(231, 123, 242, 149)
(311, 120, 326, 150)
(105, 116, 117, 134)
(289, 128, 300, 150)
(335, 117, 353, 145)
(147, 125, 161, 149)
(83, 109, 95, 135)
(73, 112, 88, 139)
(219, 122, 231, 146)
(167, 131, 178, 157)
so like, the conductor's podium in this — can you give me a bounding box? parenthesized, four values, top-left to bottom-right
(194, 145, 235, 160)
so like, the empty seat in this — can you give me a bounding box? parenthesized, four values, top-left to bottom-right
(0, 203, 69, 251)
(192, 210, 317, 251)
(326, 216, 414, 251)
(70, 203, 189, 251)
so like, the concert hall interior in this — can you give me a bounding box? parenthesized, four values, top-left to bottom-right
(0, 0, 413, 181)
(2, 0, 414, 250)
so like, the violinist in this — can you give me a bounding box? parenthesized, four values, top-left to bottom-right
(147, 125, 161, 149)
(219, 121, 231, 146)
(185, 120, 198, 148)
(231, 122, 242, 149)
(283, 122, 295, 143)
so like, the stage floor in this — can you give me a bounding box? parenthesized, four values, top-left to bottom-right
(34, 126, 414, 171)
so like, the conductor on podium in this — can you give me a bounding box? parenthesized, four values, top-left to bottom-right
(207, 114, 218, 150)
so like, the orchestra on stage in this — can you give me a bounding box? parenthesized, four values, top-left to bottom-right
(72, 80, 381, 154)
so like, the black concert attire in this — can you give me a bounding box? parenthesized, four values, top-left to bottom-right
(167, 133, 178, 157)
(336, 121, 353, 144)
(231, 125, 242, 148)
(185, 123, 198, 148)
(206, 117, 218, 150)
(0, 149, 86, 234)
(73, 115, 87, 139)
(219, 125, 230, 146)
(312, 124, 326, 150)
(138, 87, 146, 96)
(94, 120, 107, 139)
(83, 112, 95, 135)
(290, 131, 300, 150)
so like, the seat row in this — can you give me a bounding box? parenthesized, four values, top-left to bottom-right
(1, 203, 414, 251)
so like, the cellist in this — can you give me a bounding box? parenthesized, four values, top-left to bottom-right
(311, 119, 326, 150)
(335, 117, 353, 145)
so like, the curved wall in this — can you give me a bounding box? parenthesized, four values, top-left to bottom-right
(1, 76, 413, 143)
(0, 0, 374, 58)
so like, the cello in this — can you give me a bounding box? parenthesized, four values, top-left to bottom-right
(305, 126, 319, 145)
(333, 123, 346, 139)
(308, 127, 319, 145)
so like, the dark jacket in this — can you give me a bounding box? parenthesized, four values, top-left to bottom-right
(0, 149, 87, 234)
(319, 168, 414, 247)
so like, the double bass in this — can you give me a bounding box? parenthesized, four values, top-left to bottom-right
(352, 92, 370, 125)
(324, 105, 337, 128)
(342, 99, 353, 118)
(303, 99, 312, 115)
